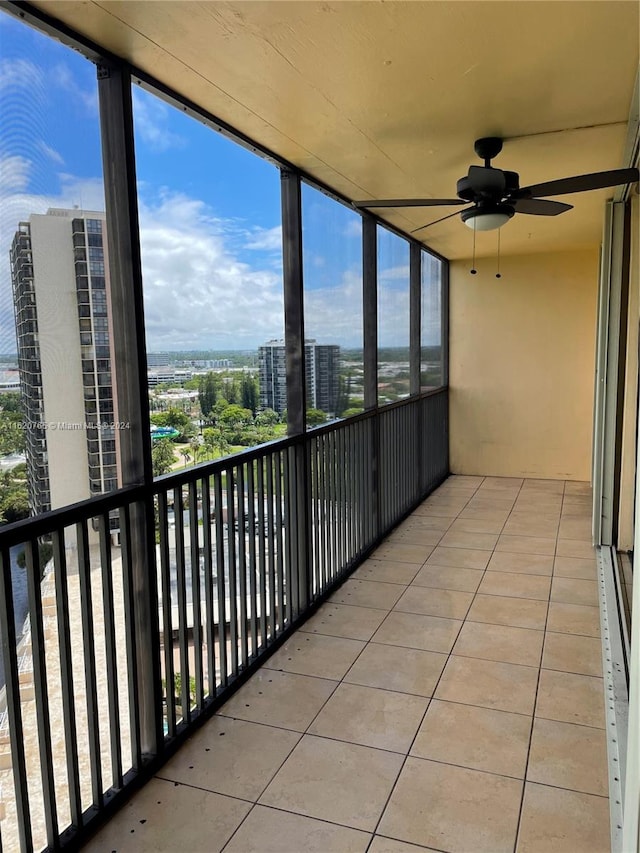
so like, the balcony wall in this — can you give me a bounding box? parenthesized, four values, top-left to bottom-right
(449, 248, 599, 480)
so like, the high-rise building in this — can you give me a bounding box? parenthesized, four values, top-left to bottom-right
(258, 338, 340, 415)
(10, 208, 119, 515)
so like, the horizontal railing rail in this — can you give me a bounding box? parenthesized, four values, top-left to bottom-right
(0, 390, 448, 852)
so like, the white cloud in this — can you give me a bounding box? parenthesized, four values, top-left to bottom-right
(132, 88, 186, 152)
(244, 225, 282, 251)
(304, 268, 364, 347)
(344, 218, 362, 239)
(378, 263, 410, 282)
(49, 62, 98, 115)
(36, 141, 64, 166)
(0, 154, 30, 193)
(137, 189, 284, 349)
(0, 57, 44, 92)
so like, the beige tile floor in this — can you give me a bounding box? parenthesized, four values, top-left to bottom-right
(85, 475, 610, 853)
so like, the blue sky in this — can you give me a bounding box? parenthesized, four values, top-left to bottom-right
(0, 9, 440, 355)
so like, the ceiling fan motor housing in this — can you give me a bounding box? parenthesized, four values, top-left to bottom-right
(457, 168, 520, 202)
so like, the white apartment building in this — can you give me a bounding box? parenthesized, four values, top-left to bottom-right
(10, 208, 119, 514)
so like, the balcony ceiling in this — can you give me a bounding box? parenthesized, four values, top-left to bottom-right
(31, 0, 638, 259)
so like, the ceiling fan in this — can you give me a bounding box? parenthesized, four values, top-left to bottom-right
(354, 137, 639, 232)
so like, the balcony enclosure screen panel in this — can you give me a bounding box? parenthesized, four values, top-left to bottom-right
(301, 183, 364, 427)
(421, 250, 444, 389)
(377, 227, 411, 403)
(0, 16, 116, 516)
(131, 85, 285, 475)
(0, 13, 133, 851)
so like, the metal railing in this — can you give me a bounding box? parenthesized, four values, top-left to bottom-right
(0, 389, 447, 851)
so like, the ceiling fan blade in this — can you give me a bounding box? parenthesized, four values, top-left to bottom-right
(518, 168, 639, 199)
(512, 198, 573, 216)
(468, 165, 506, 196)
(353, 198, 465, 209)
(411, 209, 469, 232)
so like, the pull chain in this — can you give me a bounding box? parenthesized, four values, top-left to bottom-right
(470, 218, 477, 275)
(496, 228, 502, 279)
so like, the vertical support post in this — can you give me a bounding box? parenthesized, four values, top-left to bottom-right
(362, 215, 380, 536)
(409, 242, 421, 396)
(280, 169, 309, 612)
(441, 257, 450, 389)
(594, 201, 631, 545)
(97, 63, 161, 756)
(441, 257, 450, 476)
(410, 244, 422, 501)
(363, 216, 378, 411)
(281, 169, 306, 436)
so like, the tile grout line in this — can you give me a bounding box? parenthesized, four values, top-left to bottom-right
(365, 476, 507, 848)
(512, 476, 566, 853)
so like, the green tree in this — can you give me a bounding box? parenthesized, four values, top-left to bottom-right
(0, 412, 26, 455)
(152, 438, 175, 477)
(180, 448, 192, 467)
(335, 372, 352, 417)
(0, 467, 29, 525)
(241, 373, 259, 416)
(219, 404, 253, 429)
(189, 437, 202, 464)
(17, 540, 53, 575)
(0, 393, 22, 414)
(198, 372, 218, 417)
(223, 378, 239, 404)
(306, 408, 327, 427)
(160, 407, 195, 440)
(202, 428, 217, 459)
(202, 427, 229, 459)
(211, 398, 229, 421)
(255, 408, 279, 426)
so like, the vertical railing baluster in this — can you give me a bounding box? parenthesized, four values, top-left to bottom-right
(188, 481, 203, 709)
(265, 456, 276, 638)
(157, 492, 175, 737)
(173, 487, 190, 722)
(201, 478, 216, 696)
(51, 529, 82, 830)
(236, 464, 248, 668)
(120, 505, 141, 769)
(98, 513, 122, 788)
(246, 462, 258, 658)
(336, 428, 343, 573)
(256, 460, 267, 649)
(348, 423, 355, 561)
(24, 538, 58, 848)
(0, 546, 32, 852)
(274, 453, 285, 632)
(282, 448, 294, 623)
(76, 520, 103, 808)
(321, 433, 329, 590)
(330, 431, 338, 581)
(356, 421, 363, 554)
(225, 467, 238, 676)
(311, 439, 320, 598)
(213, 473, 228, 688)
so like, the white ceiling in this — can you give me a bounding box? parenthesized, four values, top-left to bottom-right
(31, 0, 639, 258)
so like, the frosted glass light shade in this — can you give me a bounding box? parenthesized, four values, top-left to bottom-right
(463, 211, 511, 231)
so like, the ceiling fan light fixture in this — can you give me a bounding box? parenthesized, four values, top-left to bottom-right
(461, 204, 515, 231)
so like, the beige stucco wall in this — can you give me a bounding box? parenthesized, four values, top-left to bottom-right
(449, 248, 600, 480)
